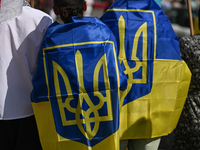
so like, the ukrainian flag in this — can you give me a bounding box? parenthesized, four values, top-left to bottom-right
(101, 0, 191, 139)
(31, 17, 123, 150)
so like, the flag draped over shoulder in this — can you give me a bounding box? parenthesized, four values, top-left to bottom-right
(31, 17, 121, 150)
(101, 0, 191, 139)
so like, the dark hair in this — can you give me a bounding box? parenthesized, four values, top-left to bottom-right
(53, 0, 85, 23)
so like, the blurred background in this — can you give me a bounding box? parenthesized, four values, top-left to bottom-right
(27, 0, 200, 40)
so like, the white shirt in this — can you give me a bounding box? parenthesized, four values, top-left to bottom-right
(0, 6, 52, 120)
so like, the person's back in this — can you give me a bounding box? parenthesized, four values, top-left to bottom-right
(0, 1, 52, 149)
(0, 2, 52, 120)
(31, 0, 124, 150)
(100, 0, 191, 150)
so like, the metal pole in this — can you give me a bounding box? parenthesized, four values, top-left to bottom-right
(187, 0, 194, 36)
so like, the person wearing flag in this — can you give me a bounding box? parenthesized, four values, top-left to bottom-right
(31, 0, 125, 149)
(100, 0, 191, 149)
(0, 0, 52, 150)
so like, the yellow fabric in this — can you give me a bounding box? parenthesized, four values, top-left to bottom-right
(120, 59, 191, 139)
(32, 102, 119, 150)
(31, 40, 121, 150)
(194, 16, 200, 35)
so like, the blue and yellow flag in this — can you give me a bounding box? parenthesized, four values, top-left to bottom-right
(31, 17, 123, 150)
(101, 0, 191, 139)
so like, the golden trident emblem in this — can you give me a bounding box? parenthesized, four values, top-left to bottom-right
(118, 15, 148, 106)
(53, 50, 113, 140)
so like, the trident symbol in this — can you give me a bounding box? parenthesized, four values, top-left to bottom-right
(118, 15, 148, 106)
(53, 50, 113, 140)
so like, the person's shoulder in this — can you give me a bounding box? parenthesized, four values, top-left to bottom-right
(83, 17, 117, 40)
(84, 17, 107, 26)
(45, 21, 60, 32)
(43, 22, 61, 37)
(91, 17, 114, 31)
(21, 6, 53, 27)
(179, 35, 200, 49)
(80, 17, 112, 32)
(22, 6, 52, 20)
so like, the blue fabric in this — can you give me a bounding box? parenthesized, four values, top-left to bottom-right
(101, 0, 182, 105)
(31, 17, 125, 147)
